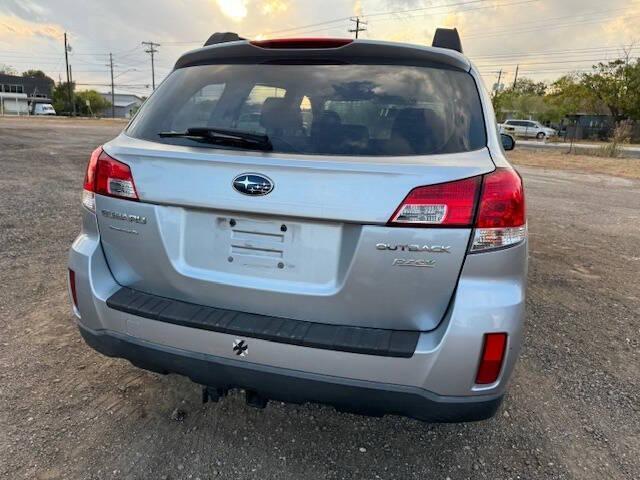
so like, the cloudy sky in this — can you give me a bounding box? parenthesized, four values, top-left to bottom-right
(1, 0, 639, 96)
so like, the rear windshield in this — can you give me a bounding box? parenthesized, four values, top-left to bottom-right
(126, 63, 486, 156)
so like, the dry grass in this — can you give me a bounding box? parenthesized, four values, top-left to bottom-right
(507, 148, 640, 180)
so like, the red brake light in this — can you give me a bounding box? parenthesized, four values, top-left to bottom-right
(476, 168, 525, 228)
(250, 38, 353, 49)
(388, 176, 480, 226)
(476, 333, 507, 384)
(82, 147, 138, 211)
(471, 168, 527, 252)
(69, 269, 78, 310)
(83, 146, 101, 191)
(388, 168, 527, 251)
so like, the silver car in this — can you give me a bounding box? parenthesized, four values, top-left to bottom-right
(500, 119, 557, 139)
(68, 31, 527, 422)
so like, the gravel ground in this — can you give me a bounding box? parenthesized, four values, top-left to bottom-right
(1, 117, 638, 480)
(508, 148, 640, 180)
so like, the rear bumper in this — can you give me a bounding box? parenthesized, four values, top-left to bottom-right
(68, 209, 526, 422)
(79, 323, 503, 422)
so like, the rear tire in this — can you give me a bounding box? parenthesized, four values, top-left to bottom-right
(536, 132, 546, 140)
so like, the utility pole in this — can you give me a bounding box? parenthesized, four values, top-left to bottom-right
(513, 64, 519, 89)
(69, 64, 76, 116)
(142, 41, 160, 90)
(348, 17, 367, 39)
(64, 32, 73, 115)
(493, 69, 503, 98)
(108, 53, 115, 118)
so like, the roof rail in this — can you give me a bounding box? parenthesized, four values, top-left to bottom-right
(203, 32, 246, 47)
(432, 28, 463, 53)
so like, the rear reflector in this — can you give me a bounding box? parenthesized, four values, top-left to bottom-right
(82, 147, 138, 212)
(250, 38, 353, 49)
(68, 269, 78, 310)
(389, 176, 481, 226)
(476, 333, 507, 385)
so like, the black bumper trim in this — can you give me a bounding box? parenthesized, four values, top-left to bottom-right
(79, 325, 503, 423)
(106, 287, 419, 358)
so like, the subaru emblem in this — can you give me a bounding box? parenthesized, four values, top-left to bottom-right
(232, 173, 274, 196)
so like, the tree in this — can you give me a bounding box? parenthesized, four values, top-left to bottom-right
(52, 81, 75, 114)
(544, 74, 601, 121)
(22, 69, 49, 79)
(21, 70, 55, 96)
(492, 77, 549, 121)
(581, 58, 640, 120)
(0, 64, 17, 75)
(627, 60, 640, 120)
(75, 90, 111, 116)
(512, 78, 548, 96)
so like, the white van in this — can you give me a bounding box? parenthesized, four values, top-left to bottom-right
(33, 103, 56, 116)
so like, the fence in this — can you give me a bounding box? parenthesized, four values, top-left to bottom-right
(560, 121, 640, 143)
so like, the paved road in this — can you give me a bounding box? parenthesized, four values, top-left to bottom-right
(1, 118, 638, 479)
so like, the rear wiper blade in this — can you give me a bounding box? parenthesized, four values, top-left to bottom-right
(158, 127, 272, 151)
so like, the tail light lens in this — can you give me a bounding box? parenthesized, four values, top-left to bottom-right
(471, 168, 526, 252)
(389, 176, 481, 226)
(388, 167, 526, 252)
(476, 333, 508, 384)
(82, 147, 138, 212)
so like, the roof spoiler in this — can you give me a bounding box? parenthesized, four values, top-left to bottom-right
(203, 32, 246, 47)
(432, 28, 462, 53)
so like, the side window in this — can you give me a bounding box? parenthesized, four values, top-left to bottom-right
(170, 83, 225, 132)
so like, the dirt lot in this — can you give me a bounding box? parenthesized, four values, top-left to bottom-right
(1, 117, 639, 480)
(508, 148, 640, 180)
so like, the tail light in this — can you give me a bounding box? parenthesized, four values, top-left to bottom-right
(476, 333, 508, 384)
(389, 177, 481, 226)
(388, 167, 526, 252)
(471, 168, 526, 252)
(68, 269, 78, 310)
(82, 147, 138, 212)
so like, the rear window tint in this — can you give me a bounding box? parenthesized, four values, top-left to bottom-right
(127, 63, 486, 156)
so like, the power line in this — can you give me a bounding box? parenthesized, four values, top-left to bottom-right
(465, 13, 640, 40)
(464, 4, 637, 36)
(248, 0, 537, 38)
(470, 44, 640, 60)
(354, 0, 538, 27)
(475, 56, 639, 68)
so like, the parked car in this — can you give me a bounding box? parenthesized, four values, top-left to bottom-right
(500, 119, 557, 139)
(33, 103, 56, 115)
(68, 30, 527, 423)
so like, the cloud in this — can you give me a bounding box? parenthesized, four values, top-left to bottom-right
(0, 0, 637, 94)
(261, 0, 289, 15)
(0, 13, 63, 41)
(353, 0, 363, 16)
(216, 0, 248, 21)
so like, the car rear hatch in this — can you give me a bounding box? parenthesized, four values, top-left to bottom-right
(93, 39, 494, 331)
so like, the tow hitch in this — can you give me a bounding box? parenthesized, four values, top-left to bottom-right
(202, 386, 268, 409)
